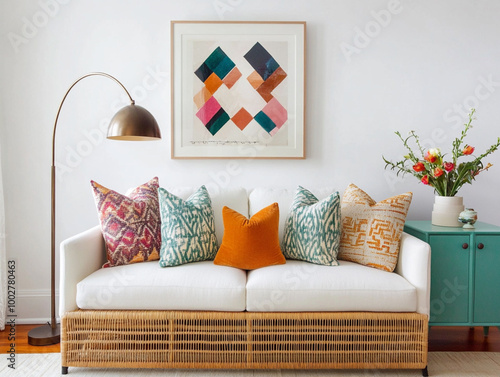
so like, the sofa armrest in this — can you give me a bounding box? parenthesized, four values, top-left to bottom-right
(59, 226, 105, 316)
(395, 232, 431, 316)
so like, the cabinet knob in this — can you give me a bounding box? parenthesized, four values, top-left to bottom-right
(462, 243, 469, 249)
(478, 243, 484, 250)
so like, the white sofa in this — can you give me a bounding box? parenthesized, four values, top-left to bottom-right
(59, 187, 431, 375)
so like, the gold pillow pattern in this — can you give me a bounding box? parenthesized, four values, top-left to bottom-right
(338, 184, 412, 272)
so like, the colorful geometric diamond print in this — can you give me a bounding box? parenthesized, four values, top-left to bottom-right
(195, 47, 235, 82)
(244, 42, 279, 81)
(254, 98, 288, 136)
(231, 108, 253, 131)
(244, 42, 288, 134)
(193, 43, 288, 137)
(195, 96, 230, 136)
(194, 47, 242, 135)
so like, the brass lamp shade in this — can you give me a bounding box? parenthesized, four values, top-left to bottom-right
(107, 104, 161, 140)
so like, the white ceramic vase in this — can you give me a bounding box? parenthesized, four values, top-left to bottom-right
(431, 196, 464, 227)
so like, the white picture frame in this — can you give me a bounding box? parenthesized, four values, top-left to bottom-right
(171, 21, 306, 159)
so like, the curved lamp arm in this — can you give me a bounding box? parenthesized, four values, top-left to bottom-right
(51, 72, 135, 167)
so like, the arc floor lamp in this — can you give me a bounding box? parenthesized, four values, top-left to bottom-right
(28, 72, 161, 346)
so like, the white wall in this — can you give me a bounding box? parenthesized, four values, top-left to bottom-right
(1, 0, 500, 322)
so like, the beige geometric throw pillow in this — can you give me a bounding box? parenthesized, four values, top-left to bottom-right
(338, 184, 412, 272)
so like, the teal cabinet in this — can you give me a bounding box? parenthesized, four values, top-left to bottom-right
(404, 221, 500, 334)
(474, 235, 500, 324)
(428, 234, 470, 324)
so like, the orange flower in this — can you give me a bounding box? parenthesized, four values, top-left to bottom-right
(424, 148, 440, 163)
(421, 175, 429, 185)
(463, 145, 475, 155)
(434, 167, 444, 177)
(413, 162, 425, 172)
(443, 162, 455, 172)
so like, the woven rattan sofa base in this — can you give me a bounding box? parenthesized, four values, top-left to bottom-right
(61, 310, 428, 373)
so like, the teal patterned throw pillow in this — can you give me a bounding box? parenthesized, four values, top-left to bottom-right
(158, 186, 218, 267)
(282, 186, 341, 266)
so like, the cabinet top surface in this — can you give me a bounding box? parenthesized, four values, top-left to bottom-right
(405, 220, 500, 234)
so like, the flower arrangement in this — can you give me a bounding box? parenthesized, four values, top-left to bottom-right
(383, 109, 500, 197)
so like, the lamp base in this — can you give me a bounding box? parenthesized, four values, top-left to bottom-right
(28, 323, 60, 346)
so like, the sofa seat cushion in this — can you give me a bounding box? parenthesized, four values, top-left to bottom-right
(76, 261, 246, 311)
(246, 260, 417, 312)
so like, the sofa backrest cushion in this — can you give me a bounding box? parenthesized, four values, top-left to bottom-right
(248, 187, 336, 243)
(162, 186, 248, 246)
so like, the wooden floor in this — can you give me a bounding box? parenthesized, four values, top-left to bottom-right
(1, 324, 499, 354)
(428, 325, 500, 352)
(1, 324, 60, 353)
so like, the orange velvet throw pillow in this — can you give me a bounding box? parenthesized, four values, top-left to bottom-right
(214, 203, 286, 270)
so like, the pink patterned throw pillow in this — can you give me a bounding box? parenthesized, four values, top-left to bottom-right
(91, 177, 161, 268)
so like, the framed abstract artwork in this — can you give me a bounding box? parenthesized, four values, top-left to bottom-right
(171, 21, 306, 159)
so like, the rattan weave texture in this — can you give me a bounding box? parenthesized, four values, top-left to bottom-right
(62, 310, 428, 370)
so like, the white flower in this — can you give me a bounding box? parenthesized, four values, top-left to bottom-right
(428, 148, 441, 156)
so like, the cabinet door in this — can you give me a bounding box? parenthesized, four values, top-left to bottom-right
(474, 235, 500, 323)
(429, 235, 470, 323)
